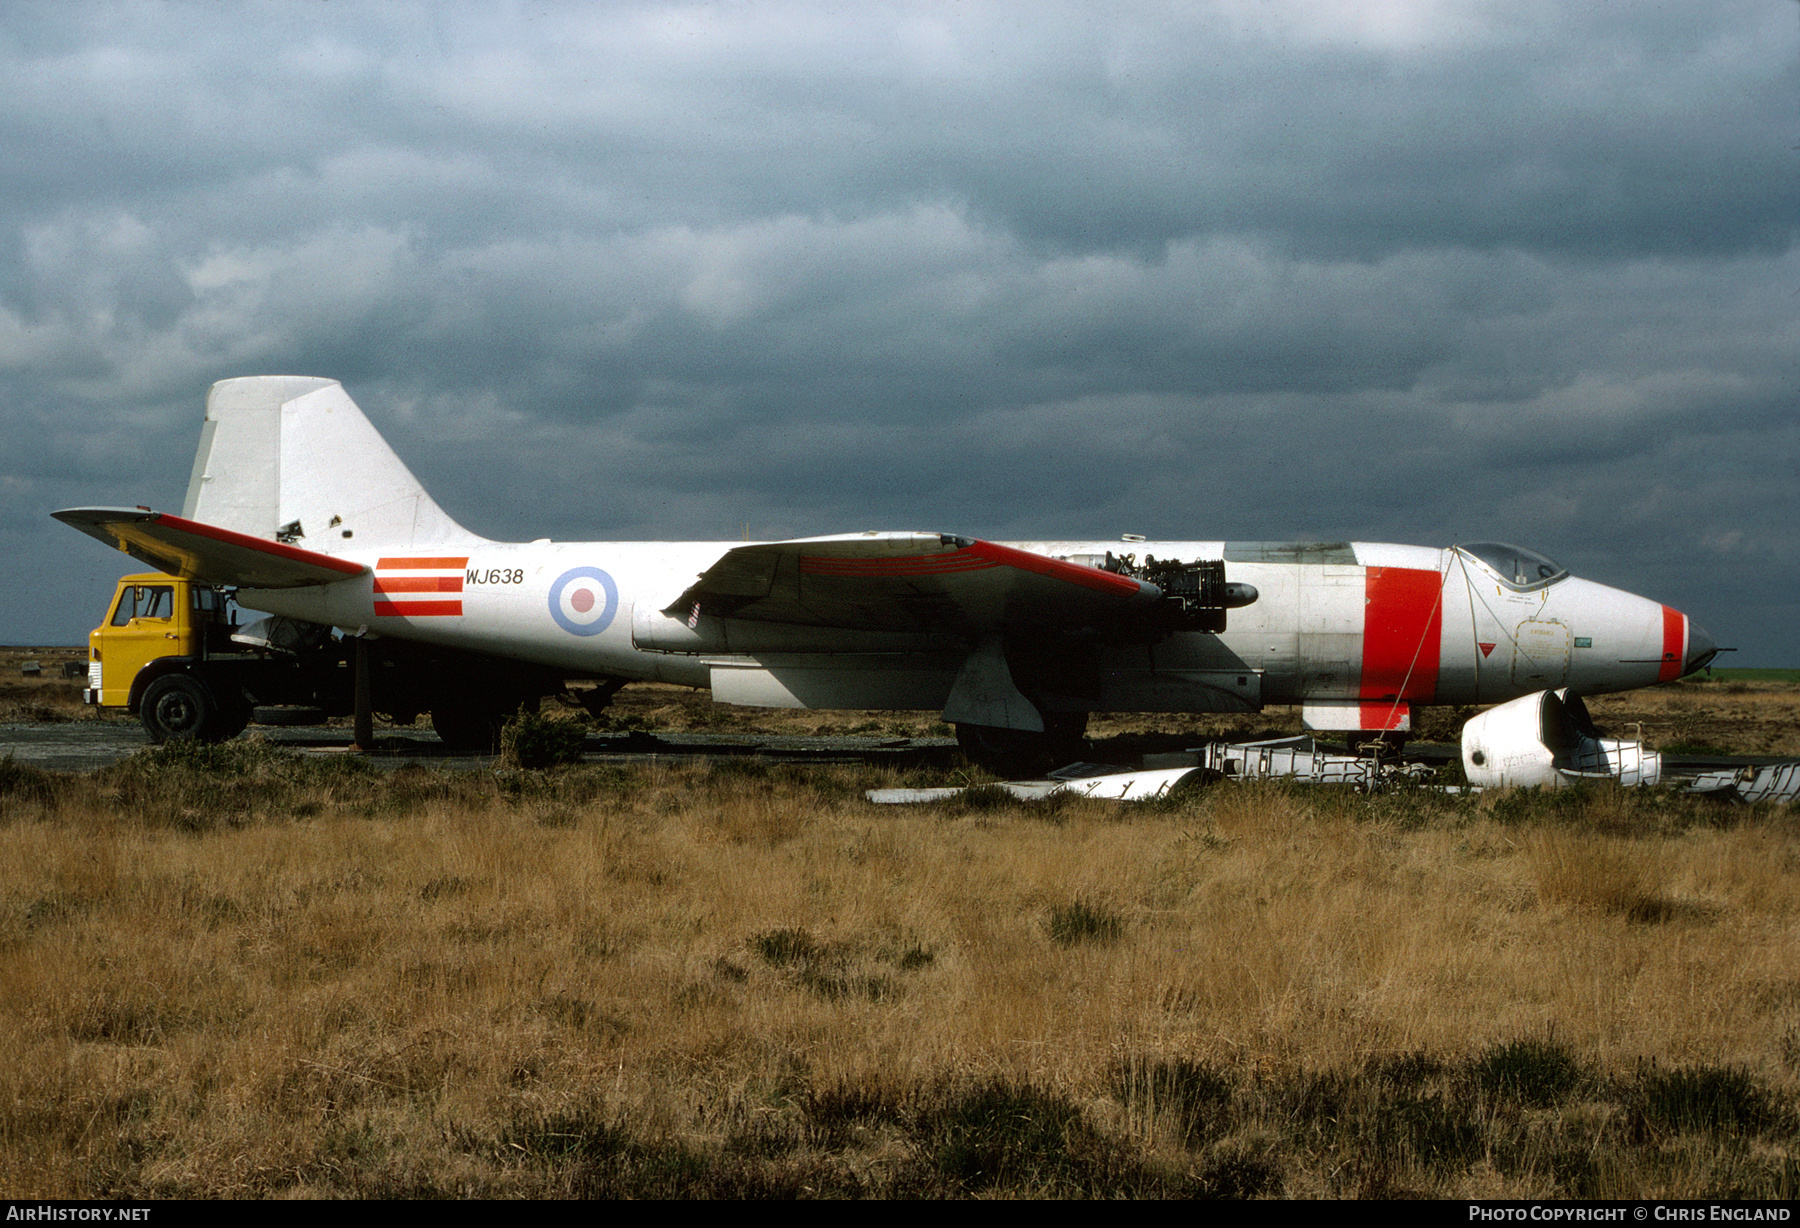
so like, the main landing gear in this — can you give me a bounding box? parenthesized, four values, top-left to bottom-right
(954, 713, 1089, 777)
(430, 694, 537, 755)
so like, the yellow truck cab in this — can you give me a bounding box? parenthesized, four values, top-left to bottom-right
(88, 572, 248, 741)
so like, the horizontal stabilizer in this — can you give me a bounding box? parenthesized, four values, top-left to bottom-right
(52, 507, 367, 589)
(667, 531, 1159, 634)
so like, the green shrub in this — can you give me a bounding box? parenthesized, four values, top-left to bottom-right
(752, 927, 823, 967)
(500, 709, 588, 769)
(1634, 1062, 1774, 1135)
(1048, 899, 1123, 947)
(1470, 1036, 1586, 1108)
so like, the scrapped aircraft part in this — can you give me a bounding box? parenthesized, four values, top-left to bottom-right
(1460, 688, 1661, 789)
(1685, 762, 1800, 805)
(865, 763, 1207, 805)
(1198, 736, 1431, 787)
(1045, 764, 1203, 800)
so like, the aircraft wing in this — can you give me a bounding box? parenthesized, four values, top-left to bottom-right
(665, 532, 1162, 634)
(53, 507, 368, 588)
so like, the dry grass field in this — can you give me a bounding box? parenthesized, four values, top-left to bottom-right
(3, 653, 1800, 1197)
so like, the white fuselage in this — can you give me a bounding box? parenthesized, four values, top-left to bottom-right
(239, 536, 1707, 730)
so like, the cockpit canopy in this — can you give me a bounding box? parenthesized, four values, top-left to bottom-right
(1456, 542, 1568, 592)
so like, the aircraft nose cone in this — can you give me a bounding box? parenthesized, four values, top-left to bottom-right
(1685, 619, 1718, 675)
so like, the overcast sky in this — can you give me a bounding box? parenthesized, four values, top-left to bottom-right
(2, 1, 1795, 664)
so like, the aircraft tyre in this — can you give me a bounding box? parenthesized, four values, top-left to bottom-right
(431, 703, 507, 754)
(141, 674, 239, 744)
(955, 712, 1088, 777)
(211, 695, 252, 742)
(431, 694, 538, 754)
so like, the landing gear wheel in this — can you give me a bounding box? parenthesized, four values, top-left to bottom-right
(1044, 711, 1090, 765)
(211, 698, 252, 742)
(431, 703, 508, 754)
(955, 713, 1088, 777)
(141, 675, 223, 744)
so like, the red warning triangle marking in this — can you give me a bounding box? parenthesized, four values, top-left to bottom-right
(1478, 642, 1496, 658)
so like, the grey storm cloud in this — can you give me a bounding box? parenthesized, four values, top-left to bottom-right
(0, 0, 1795, 663)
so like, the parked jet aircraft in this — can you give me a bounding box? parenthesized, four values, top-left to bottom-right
(56, 376, 1717, 765)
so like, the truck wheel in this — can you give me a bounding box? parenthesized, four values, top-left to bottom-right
(140, 675, 219, 743)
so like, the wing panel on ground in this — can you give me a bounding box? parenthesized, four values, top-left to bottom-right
(666, 532, 1159, 634)
(53, 507, 367, 588)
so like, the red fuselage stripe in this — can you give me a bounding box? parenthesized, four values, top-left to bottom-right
(1359, 567, 1443, 724)
(376, 556, 468, 569)
(373, 599, 463, 617)
(373, 576, 465, 594)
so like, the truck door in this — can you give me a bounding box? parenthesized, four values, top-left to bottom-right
(95, 580, 191, 707)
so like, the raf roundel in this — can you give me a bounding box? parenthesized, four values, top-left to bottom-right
(548, 566, 619, 637)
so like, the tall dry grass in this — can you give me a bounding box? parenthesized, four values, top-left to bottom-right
(1, 743, 1798, 1196)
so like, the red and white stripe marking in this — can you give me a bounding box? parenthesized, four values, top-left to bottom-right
(1658, 604, 1687, 682)
(1358, 566, 1444, 730)
(373, 556, 468, 618)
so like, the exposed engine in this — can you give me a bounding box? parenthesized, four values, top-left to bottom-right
(1069, 552, 1259, 633)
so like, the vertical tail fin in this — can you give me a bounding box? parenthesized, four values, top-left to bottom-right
(182, 376, 480, 553)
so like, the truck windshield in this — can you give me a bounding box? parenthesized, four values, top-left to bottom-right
(1457, 542, 1568, 592)
(110, 585, 175, 625)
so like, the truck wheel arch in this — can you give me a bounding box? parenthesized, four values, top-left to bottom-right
(134, 666, 250, 744)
